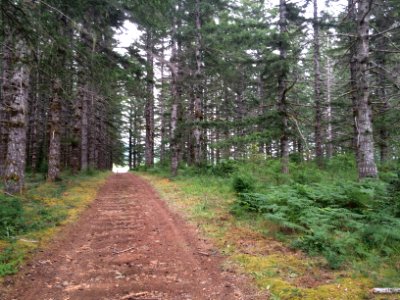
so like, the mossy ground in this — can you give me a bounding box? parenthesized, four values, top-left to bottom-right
(140, 171, 397, 300)
(0, 171, 109, 278)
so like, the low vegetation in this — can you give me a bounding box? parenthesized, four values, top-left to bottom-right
(140, 155, 400, 299)
(0, 171, 108, 277)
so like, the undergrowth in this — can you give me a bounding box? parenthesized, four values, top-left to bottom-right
(0, 170, 108, 277)
(140, 154, 400, 298)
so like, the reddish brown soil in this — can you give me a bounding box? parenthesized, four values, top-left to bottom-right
(1, 173, 262, 300)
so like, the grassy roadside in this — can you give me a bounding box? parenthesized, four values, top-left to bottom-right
(138, 164, 398, 300)
(0, 171, 109, 278)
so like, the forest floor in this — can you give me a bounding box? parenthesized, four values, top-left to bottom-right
(0, 173, 264, 300)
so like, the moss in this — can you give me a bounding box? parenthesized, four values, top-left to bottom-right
(233, 254, 371, 300)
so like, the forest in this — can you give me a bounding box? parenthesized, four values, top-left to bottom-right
(1, 0, 400, 299)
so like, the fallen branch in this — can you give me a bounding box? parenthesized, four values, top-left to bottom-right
(3, 191, 16, 197)
(372, 288, 400, 294)
(196, 251, 210, 256)
(19, 238, 38, 243)
(112, 246, 135, 255)
(196, 250, 221, 257)
(121, 291, 160, 300)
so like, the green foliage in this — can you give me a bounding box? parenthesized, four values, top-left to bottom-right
(0, 196, 24, 238)
(232, 179, 400, 269)
(0, 194, 68, 240)
(0, 245, 22, 276)
(233, 175, 255, 194)
(210, 160, 238, 176)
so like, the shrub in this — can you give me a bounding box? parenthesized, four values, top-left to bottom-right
(232, 175, 255, 194)
(211, 160, 237, 176)
(0, 196, 24, 238)
(232, 180, 400, 268)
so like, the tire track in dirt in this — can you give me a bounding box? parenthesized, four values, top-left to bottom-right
(2, 173, 261, 300)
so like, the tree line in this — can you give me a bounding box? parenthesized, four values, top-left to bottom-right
(0, 0, 129, 193)
(126, 0, 399, 178)
(1, 0, 400, 194)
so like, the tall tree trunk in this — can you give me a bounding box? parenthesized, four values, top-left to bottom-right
(193, 0, 204, 166)
(128, 104, 133, 169)
(4, 39, 30, 194)
(325, 37, 334, 158)
(80, 87, 89, 171)
(159, 40, 167, 165)
(278, 0, 289, 174)
(47, 18, 67, 181)
(28, 65, 40, 172)
(313, 0, 323, 166)
(0, 33, 12, 178)
(47, 78, 62, 181)
(145, 30, 155, 168)
(374, 20, 390, 163)
(348, 0, 360, 165)
(378, 88, 390, 163)
(71, 91, 81, 173)
(352, 0, 378, 178)
(223, 82, 231, 160)
(170, 14, 182, 176)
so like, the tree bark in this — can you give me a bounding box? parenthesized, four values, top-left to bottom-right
(170, 14, 182, 176)
(145, 30, 155, 168)
(0, 34, 12, 178)
(4, 39, 30, 194)
(193, 0, 204, 166)
(325, 36, 334, 158)
(80, 87, 89, 171)
(313, 0, 323, 166)
(47, 78, 62, 181)
(349, 0, 360, 165)
(159, 40, 167, 165)
(353, 0, 378, 178)
(278, 0, 289, 174)
(71, 91, 81, 173)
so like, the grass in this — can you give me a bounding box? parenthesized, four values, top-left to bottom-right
(138, 155, 400, 299)
(0, 170, 109, 277)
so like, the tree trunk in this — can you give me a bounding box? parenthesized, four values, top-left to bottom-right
(325, 37, 334, 158)
(145, 30, 155, 168)
(170, 14, 182, 176)
(193, 0, 204, 166)
(159, 40, 167, 165)
(128, 104, 133, 169)
(4, 39, 30, 194)
(378, 89, 390, 163)
(47, 78, 62, 181)
(353, 0, 378, 178)
(0, 34, 12, 178)
(71, 91, 81, 173)
(313, 0, 323, 166)
(278, 0, 289, 174)
(348, 0, 360, 165)
(80, 87, 88, 171)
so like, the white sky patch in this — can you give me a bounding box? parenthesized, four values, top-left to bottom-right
(115, 20, 141, 55)
(112, 164, 130, 173)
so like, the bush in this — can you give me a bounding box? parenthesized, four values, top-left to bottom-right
(232, 175, 255, 194)
(232, 180, 400, 268)
(0, 196, 24, 238)
(210, 160, 237, 176)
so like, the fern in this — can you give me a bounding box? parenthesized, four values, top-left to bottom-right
(232, 180, 400, 268)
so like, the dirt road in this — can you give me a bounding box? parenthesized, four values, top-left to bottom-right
(2, 173, 258, 300)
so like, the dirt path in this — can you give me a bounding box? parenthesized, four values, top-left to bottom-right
(2, 173, 259, 300)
